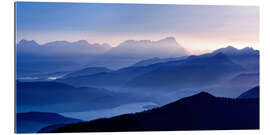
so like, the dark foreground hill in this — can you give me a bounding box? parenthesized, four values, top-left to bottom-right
(52, 92, 259, 132)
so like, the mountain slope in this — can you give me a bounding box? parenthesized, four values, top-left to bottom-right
(52, 92, 259, 132)
(59, 52, 243, 92)
(16, 112, 82, 133)
(16, 81, 148, 113)
(124, 52, 244, 91)
(209, 73, 259, 98)
(238, 86, 259, 99)
(63, 67, 112, 78)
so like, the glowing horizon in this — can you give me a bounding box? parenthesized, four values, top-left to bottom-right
(16, 2, 259, 54)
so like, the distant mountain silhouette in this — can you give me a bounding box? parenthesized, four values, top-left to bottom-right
(212, 46, 259, 56)
(16, 37, 190, 75)
(16, 112, 82, 133)
(238, 86, 259, 99)
(16, 81, 149, 113)
(63, 67, 112, 78)
(84, 37, 190, 69)
(16, 39, 112, 76)
(106, 37, 189, 58)
(17, 39, 111, 55)
(51, 92, 259, 132)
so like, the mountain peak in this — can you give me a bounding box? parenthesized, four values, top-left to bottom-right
(159, 36, 177, 42)
(212, 45, 259, 56)
(163, 92, 216, 108)
(226, 45, 237, 49)
(178, 91, 216, 103)
(212, 46, 239, 55)
(193, 91, 215, 98)
(18, 39, 39, 46)
(73, 40, 89, 45)
(242, 46, 254, 51)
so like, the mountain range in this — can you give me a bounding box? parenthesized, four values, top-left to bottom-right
(58, 52, 244, 94)
(17, 39, 111, 55)
(16, 37, 191, 76)
(106, 37, 189, 58)
(16, 37, 260, 133)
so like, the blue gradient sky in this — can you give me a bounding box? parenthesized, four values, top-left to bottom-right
(16, 2, 259, 53)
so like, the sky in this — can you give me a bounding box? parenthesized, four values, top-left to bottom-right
(16, 2, 259, 54)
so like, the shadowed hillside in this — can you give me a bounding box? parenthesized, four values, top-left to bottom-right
(52, 92, 259, 132)
(238, 86, 259, 99)
(16, 112, 82, 133)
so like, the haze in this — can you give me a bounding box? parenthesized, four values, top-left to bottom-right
(16, 2, 259, 54)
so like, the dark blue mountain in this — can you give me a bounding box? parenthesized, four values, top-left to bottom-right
(238, 86, 259, 99)
(51, 92, 259, 132)
(16, 112, 82, 133)
(63, 67, 112, 78)
(16, 81, 149, 113)
(38, 124, 67, 133)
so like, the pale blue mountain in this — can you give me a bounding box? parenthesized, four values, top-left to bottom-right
(16, 37, 190, 76)
(106, 37, 189, 58)
(229, 73, 259, 86)
(208, 73, 259, 98)
(16, 39, 112, 77)
(17, 39, 111, 55)
(85, 37, 190, 69)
